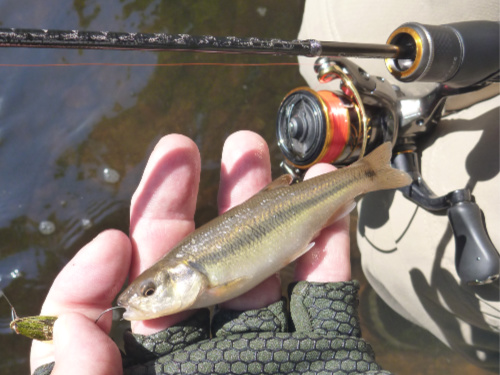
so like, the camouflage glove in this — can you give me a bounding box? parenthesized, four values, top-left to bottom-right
(34, 281, 391, 375)
(121, 281, 392, 375)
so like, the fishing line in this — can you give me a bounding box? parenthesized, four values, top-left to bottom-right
(0, 61, 303, 68)
(0, 291, 19, 321)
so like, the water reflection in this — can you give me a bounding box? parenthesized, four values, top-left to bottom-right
(0, 1, 305, 373)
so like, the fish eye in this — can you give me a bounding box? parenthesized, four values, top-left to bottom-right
(140, 280, 156, 297)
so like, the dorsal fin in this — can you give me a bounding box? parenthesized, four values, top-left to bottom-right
(260, 174, 293, 192)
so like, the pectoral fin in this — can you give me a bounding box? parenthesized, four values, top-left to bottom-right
(207, 276, 250, 299)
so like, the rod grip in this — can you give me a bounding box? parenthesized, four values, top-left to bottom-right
(386, 21, 500, 87)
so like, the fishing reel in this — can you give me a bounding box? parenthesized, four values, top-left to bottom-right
(276, 39, 500, 285)
(278, 20, 500, 175)
(277, 57, 399, 173)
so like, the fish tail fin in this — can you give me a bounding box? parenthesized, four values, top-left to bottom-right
(355, 142, 412, 191)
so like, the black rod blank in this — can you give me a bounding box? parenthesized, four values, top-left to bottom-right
(0, 28, 401, 59)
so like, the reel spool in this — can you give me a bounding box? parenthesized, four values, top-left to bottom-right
(276, 60, 370, 173)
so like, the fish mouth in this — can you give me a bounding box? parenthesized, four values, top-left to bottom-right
(116, 296, 134, 320)
(117, 297, 155, 321)
(121, 309, 135, 321)
(116, 294, 128, 309)
(116, 298, 131, 311)
(120, 305, 148, 321)
(116, 292, 153, 321)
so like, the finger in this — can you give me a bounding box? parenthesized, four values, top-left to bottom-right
(130, 134, 200, 277)
(129, 134, 200, 334)
(50, 313, 122, 375)
(217, 131, 281, 310)
(31, 229, 131, 372)
(217, 131, 272, 213)
(294, 163, 351, 282)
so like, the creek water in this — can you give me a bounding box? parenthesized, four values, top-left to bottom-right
(0, 1, 492, 374)
(0, 1, 305, 373)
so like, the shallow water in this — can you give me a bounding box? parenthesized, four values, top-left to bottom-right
(0, 1, 305, 373)
(0, 1, 493, 374)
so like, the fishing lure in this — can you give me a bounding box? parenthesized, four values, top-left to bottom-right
(1, 291, 57, 341)
(2, 291, 124, 341)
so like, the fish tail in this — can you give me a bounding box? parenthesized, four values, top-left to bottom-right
(355, 142, 412, 191)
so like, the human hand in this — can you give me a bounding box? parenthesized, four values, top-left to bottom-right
(29, 229, 132, 375)
(30, 131, 351, 375)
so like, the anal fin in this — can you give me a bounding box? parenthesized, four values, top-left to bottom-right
(324, 201, 356, 228)
(283, 242, 316, 266)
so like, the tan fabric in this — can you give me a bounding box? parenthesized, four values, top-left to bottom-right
(298, 1, 499, 370)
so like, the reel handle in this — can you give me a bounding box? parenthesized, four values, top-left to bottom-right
(393, 151, 499, 285)
(448, 200, 500, 285)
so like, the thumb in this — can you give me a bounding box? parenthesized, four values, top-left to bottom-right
(51, 313, 122, 375)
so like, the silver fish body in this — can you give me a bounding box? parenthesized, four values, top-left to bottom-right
(117, 142, 411, 320)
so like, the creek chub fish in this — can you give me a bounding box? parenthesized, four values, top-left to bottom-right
(117, 142, 411, 320)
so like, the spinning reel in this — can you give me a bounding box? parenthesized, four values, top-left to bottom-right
(276, 21, 500, 285)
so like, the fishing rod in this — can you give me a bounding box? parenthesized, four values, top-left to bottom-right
(0, 27, 407, 59)
(0, 21, 498, 86)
